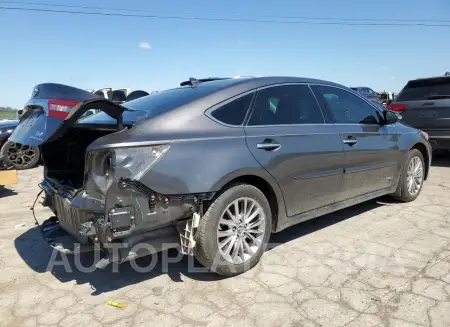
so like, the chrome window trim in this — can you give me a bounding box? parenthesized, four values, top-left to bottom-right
(245, 82, 327, 127)
(205, 81, 386, 128)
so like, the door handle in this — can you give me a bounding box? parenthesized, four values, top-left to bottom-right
(257, 142, 281, 151)
(343, 139, 358, 146)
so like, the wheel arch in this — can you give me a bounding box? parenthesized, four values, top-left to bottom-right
(209, 168, 287, 232)
(410, 142, 430, 180)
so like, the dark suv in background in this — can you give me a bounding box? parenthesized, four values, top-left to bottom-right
(389, 75, 450, 151)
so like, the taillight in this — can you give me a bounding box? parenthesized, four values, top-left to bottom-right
(388, 104, 407, 112)
(48, 99, 78, 119)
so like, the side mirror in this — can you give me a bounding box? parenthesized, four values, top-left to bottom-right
(384, 110, 401, 124)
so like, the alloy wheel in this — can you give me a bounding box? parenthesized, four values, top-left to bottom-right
(6, 143, 37, 169)
(217, 197, 266, 264)
(406, 156, 424, 196)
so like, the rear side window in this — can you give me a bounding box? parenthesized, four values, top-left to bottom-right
(210, 93, 254, 125)
(248, 85, 324, 126)
(397, 78, 450, 101)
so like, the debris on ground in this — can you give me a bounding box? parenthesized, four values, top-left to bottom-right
(107, 301, 126, 309)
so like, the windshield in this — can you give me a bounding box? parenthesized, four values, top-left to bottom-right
(124, 86, 215, 113)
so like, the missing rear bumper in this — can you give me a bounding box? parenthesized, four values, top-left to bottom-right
(39, 217, 180, 268)
(41, 217, 95, 254)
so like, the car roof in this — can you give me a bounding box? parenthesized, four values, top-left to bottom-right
(176, 76, 347, 92)
(137, 76, 349, 118)
(408, 75, 450, 83)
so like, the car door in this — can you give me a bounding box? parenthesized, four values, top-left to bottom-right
(244, 84, 345, 217)
(312, 85, 401, 201)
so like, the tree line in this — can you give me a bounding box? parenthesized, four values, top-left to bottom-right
(0, 107, 18, 119)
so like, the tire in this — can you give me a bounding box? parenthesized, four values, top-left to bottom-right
(391, 149, 425, 202)
(0, 141, 40, 170)
(194, 183, 272, 277)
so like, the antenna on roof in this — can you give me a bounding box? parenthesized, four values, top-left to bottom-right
(180, 77, 199, 87)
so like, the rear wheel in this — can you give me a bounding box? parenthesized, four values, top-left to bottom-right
(392, 149, 425, 202)
(194, 184, 272, 277)
(0, 141, 40, 170)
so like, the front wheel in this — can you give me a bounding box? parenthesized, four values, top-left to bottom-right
(194, 184, 272, 277)
(391, 149, 425, 202)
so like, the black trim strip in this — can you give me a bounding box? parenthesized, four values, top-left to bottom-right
(294, 169, 343, 180)
(344, 162, 395, 174)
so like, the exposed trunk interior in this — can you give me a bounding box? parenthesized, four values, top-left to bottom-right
(41, 126, 117, 189)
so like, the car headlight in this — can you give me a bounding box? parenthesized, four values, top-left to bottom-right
(112, 145, 170, 181)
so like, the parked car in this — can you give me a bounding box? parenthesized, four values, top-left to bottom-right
(10, 78, 431, 276)
(0, 120, 40, 170)
(350, 87, 381, 103)
(389, 75, 450, 151)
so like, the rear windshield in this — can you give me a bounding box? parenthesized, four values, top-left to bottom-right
(80, 79, 239, 124)
(397, 78, 450, 101)
(124, 86, 216, 113)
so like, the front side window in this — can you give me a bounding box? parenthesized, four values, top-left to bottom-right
(248, 85, 324, 126)
(210, 93, 254, 126)
(313, 85, 381, 124)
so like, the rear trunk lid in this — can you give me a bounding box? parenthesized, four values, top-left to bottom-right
(9, 83, 127, 146)
(391, 77, 450, 133)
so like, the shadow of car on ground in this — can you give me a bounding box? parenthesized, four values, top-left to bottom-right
(0, 186, 18, 198)
(14, 197, 390, 295)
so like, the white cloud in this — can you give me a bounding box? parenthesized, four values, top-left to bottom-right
(391, 76, 396, 80)
(139, 42, 152, 50)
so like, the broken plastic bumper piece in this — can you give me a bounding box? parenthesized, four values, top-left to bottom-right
(177, 213, 200, 256)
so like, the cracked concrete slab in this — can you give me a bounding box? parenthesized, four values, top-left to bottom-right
(0, 156, 449, 327)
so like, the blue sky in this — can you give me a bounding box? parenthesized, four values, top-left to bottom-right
(1, 0, 449, 108)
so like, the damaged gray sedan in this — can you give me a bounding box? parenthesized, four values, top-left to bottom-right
(10, 77, 431, 276)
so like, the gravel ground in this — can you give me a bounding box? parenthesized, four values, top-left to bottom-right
(1, 156, 450, 327)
